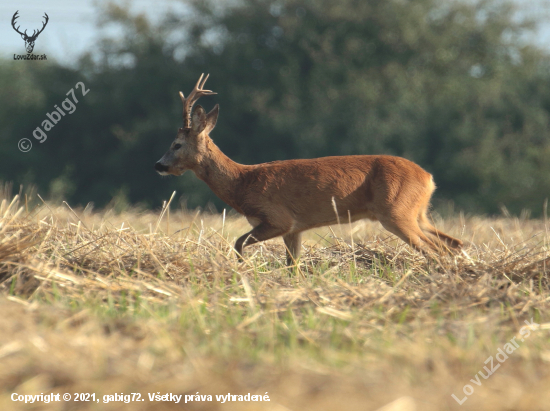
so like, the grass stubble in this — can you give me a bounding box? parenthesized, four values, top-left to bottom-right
(0, 192, 549, 411)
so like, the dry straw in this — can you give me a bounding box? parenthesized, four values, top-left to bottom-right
(1, 189, 550, 410)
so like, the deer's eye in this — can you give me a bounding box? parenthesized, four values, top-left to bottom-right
(173, 144, 182, 150)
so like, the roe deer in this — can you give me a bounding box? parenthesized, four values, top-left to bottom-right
(155, 74, 462, 266)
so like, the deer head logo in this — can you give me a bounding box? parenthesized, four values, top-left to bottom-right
(11, 10, 49, 54)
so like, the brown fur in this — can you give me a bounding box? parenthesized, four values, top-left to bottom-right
(156, 75, 462, 265)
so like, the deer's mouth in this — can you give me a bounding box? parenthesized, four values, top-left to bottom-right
(155, 162, 187, 177)
(155, 162, 170, 176)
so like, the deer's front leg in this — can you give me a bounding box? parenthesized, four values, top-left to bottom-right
(283, 232, 302, 266)
(235, 223, 289, 262)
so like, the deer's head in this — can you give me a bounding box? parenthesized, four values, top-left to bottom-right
(12, 11, 49, 54)
(155, 74, 219, 176)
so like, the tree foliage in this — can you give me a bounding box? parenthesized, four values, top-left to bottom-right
(2, 0, 550, 215)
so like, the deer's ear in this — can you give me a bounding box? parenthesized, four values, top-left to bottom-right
(205, 104, 219, 134)
(191, 105, 206, 133)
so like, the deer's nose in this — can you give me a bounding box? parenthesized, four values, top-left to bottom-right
(155, 162, 169, 172)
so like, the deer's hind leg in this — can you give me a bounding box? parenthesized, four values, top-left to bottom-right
(379, 217, 439, 254)
(417, 210, 463, 252)
(375, 182, 440, 254)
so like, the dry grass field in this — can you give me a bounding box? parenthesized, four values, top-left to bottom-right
(0, 190, 549, 410)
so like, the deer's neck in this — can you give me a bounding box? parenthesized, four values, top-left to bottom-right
(192, 139, 247, 211)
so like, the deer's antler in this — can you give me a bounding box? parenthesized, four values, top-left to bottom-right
(180, 73, 217, 128)
(11, 11, 49, 41)
(11, 11, 26, 37)
(29, 13, 49, 40)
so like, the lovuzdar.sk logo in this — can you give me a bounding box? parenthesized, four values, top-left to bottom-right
(12, 10, 48, 60)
